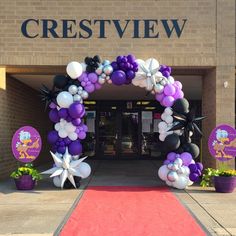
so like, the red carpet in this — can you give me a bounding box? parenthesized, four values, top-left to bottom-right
(60, 186, 206, 236)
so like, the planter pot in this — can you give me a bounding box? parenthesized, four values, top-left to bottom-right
(214, 176, 236, 193)
(14, 175, 36, 190)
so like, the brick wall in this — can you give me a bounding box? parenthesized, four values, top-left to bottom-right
(0, 76, 51, 180)
(0, 0, 217, 66)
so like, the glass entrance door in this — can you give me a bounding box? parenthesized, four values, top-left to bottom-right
(97, 111, 118, 158)
(120, 112, 139, 158)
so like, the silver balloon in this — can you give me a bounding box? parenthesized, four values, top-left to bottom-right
(99, 77, 106, 84)
(172, 164, 179, 171)
(73, 94, 82, 102)
(167, 171, 179, 182)
(174, 158, 183, 167)
(68, 85, 78, 95)
(95, 66, 103, 75)
(103, 65, 113, 75)
(78, 86, 83, 91)
(101, 73, 106, 78)
(103, 60, 110, 66)
(167, 163, 173, 170)
(53, 176, 61, 188)
(106, 76, 110, 81)
(81, 90, 89, 99)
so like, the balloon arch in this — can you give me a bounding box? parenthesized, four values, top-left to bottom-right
(40, 55, 204, 189)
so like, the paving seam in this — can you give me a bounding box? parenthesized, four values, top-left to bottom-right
(53, 160, 103, 236)
(151, 160, 214, 236)
(184, 190, 233, 236)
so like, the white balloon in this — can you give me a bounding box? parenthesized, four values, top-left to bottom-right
(189, 131, 193, 137)
(161, 113, 168, 121)
(167, 171, 179, 182)
(58, 129, 67, 138)
(165, 115, 173, 124)
(158, 121, 168, 130)
(188, 179, 194, 186)
(167, 163, 173, 170)
(136, 59, 145, 72)
(56, 92, 73, 108)
(80, 62, 87, 72)
(65, 123, 76, 133)
(53, 176, 61, 188)
(164, 108, 173, 116)
(81, 91, 89, 99)
(68, 85, 78, 95)
(98, 77, 106, 84)
(55, 123, 60, 131)
(159, 134, 166, 141)
(182, 166, 190, 175)
(66, 61, 83, 79)
(168, 76, 175, 84)
(145, 58, 159, 70)
(154, 84, 164, 93)
(173, 176, 188, 189)
(78, 162, 91, 179)
(68, 132, 78, 141)
(158, 165, 169, 181)
(165, 180, 173, 186)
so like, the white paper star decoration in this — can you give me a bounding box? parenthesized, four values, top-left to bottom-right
(41, 148, 91, 188)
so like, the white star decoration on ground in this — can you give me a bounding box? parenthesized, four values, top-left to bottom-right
(41, 148, 89, 188)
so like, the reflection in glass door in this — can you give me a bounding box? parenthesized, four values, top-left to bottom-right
(120, 112, 139, 157)
(98, 111, 117, 157)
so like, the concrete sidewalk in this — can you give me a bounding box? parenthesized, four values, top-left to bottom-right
(0, 160, 235, 236)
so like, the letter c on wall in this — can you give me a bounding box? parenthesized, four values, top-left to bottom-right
(21, 19, 39, 38)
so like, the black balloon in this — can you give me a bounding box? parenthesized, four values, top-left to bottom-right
(53, 75, 69, 89)
(183, 143, 200, 158)
(84, 55, 101, 73)
(163, 133, 180, 151)
(172, 98, 189, 113)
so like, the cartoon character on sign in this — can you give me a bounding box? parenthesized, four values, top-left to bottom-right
(12, 126, 42, 163)
(16, 130, 40, 159)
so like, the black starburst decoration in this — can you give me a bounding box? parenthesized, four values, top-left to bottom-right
(169, 108, 206, 141)
(39, 84, 58, 110)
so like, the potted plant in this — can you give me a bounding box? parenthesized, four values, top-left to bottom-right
(200, 168, 236, 193)
(10, 163, 42, 190)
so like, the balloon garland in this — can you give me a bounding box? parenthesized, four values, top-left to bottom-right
(40, 54, 204, 189)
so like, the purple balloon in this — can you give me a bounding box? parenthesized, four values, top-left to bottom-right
(126, 70, 135, 80)
(78, 72, 88, 82)
(173, 89, 184, 100)
(116, 56, 123, 63)
(58, 108, 68, 119)
(167, 152, 176, 161)
(72, 118, 81, 126)
(47, 130, 59, 144)
(196, 162, 203, 171)
(127, 54, 136, 63)
(174, 81, 183, 90)
(69, 102, 84, 119)
(66, 116, 72, 122)
(155, 92, 164, 102)
(68, 140, 82, 155)
(180, 152, 193, 166)
(162, 71, 170, 78)
(49, 102, 57, 109)
(49, 109, 60, 123)
(188, 163, 198, 173)
(81, 124, 88, 132)
(111, 61, 119, 70)
(111, 70, 126, 85)
(88, 72, 98, 83)
(163, 160, 171, 165)
(95, 83, 102, 90)
(164, 84, 176, 96)
(189, 173, 199, 182)
(85, 84, 95, 93)
(78, 131, 86, 140)
(57, 146, 66, 154)
(162, 96, 175, 107)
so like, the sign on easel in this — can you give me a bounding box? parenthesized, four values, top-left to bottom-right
(11, 126, 42, 163)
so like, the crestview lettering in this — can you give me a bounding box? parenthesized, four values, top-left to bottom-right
(21, 19, 187, 39)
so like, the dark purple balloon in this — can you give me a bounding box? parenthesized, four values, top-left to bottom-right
(111, 70, 126, 85)
(188, 164, 198, 173)
(68, 140, 82, 155)
(64, 137, 72, 145)
(51, 145, 57, 153)
(68, 102, 84, 119)
(49, 109, 60, 123)
(57, 146, 66, 154)
(116, 56, 123, 63)
(189, 173, 199, 182)
(47, 130, 59, 144)
(126, 70, 135, 80)
(58, 108, 68, 119)
(111, 61, 119, 70)
(127, 54, 136, 63)
(162, 71, 170, 78)
(196, 162, 203, 171)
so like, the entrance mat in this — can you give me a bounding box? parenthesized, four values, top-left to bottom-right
(60, 186, 206, 236)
